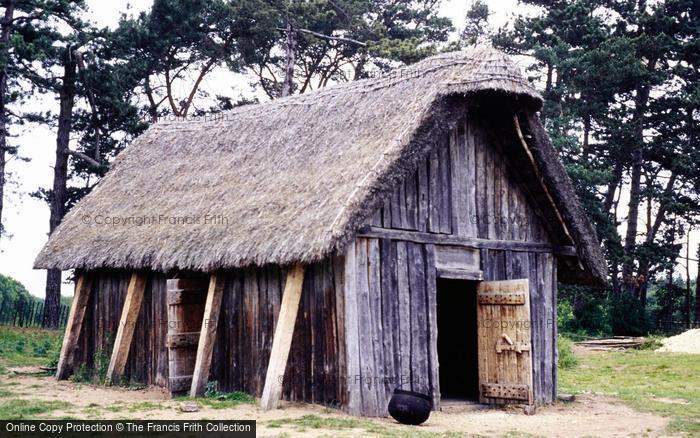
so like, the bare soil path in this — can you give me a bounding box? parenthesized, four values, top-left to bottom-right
(1, 371, 671, 437)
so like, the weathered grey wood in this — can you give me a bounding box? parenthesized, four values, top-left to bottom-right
(380, 239, 399, 401)
(332, 254, 348, 407)
(354, 239, 379, 415)
(528, 252, 543, 403)
(436, 268, 484, 281)
(486, 132, 497, 239)
(369, 209, 383, 227)
(343, 243, 362, 415)
(107, 271, 148, 384)
(475, 126, 488, 238)
(434, 245, 480, 271)
(190, 273, 225, 396)
(450, 121, 467, 236)
(541, 252, 554, 403)
(438, 136, 452, 234)
(396, 241, 412, 392)
(398, 180, 408, 229)
(381, 195, 392, 228)
(405, 176, 418, 230)
(417, 160, 429, 231)
(465, 118, 478, 237)
(424, 244, 440, 410)
(56, 273, 93, 380)
(367, 238, 387, 413)
(391, 185, 402, 230)
(551, 259, 558, 401)
(428, 149, 440, 232)
(358, 226, 575, 255)
(260, 264, 305, 410)
(409, 243, 430, 395)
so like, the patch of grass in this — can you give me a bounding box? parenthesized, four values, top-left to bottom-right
(266, 415, 468, 437)
(0, 398, 72, 419)
(559, 350, 700, 433)
(557, 336, 578, 369)
(636, 336, 664, 351)
(175, 381, 255, 409)
(0, 326, 62, 368)
(125, 402, 166, 413)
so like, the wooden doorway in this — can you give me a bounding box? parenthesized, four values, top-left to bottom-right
(436, 279, 479, 402)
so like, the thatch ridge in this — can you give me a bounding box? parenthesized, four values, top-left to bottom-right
(34, 46, 604, 284)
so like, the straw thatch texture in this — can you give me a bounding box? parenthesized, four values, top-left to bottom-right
(35, 46, 603, 283)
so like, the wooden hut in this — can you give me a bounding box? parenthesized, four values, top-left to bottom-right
(35, 47, 606, 417)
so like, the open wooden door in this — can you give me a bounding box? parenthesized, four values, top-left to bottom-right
(476, 279, 533, 405)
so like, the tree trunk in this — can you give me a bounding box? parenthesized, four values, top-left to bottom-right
(42, 53, 77, 329)
(280, 21, 296, 98)
(685, 231, 691, 327)
(0, 0, 16, 238)
(695, 243, 700, 323)
(622, 81, 651, 295)
(603, 163, 622, 214)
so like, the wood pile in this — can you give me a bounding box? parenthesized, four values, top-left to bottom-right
(574, 337, 645, 351)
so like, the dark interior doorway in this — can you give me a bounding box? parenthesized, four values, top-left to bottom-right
(436, 278, 479, 401)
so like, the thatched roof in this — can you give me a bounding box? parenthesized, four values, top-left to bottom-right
(35, 46, 606, 284)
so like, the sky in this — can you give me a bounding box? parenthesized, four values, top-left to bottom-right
(0, 0, 697, 299)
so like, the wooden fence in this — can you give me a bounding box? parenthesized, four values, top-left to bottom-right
(656, 320, 700, 335)
(0, 299, 69, 328)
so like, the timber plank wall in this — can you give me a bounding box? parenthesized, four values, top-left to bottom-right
(346, 109, 559, 416)
(73, 261, 346, 407)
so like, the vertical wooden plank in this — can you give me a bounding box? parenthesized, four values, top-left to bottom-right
(260, 264, 305, 410)
(396, 241, 412, 392)
(368, 209, 383, 227)
(438, 134, 452, 234)
(424, 244, 440, 410)
(428, 149, 440, 232)
(343, 242, 362, 415)
(190, 273, 225, 396)
(355, 239, 379, 415)
(380, 239, 398, 402)
(417, 160, 429, 231)
(486, 131, 496, 239)
(551, 258, 558, 402)
(405, 174, 418, 230)
(56, 273, 93, 380)
(465, 119, 478, 237)
(541, 252, 554, 403)
(382, 197, 392, 228)
(529, 252, 543, 403)
(106, 271, 148, 384)
(367, 238, 387, 414)
(475, 126, 488, 238)
(332, 255, 348, 408)
(450, 123, 468, 236)
(409, 243, 430, 396)
(390, 186, 402, 229)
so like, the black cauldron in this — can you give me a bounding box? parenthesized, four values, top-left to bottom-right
(387, 388, 432, 425)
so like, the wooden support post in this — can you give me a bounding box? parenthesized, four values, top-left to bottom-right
(190, 273, 225, 396)
(106, 271, 148, 384)
(56, 273, 93, 380)
(260, 264, 305, 410)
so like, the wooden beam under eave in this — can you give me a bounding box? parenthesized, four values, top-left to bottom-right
(56, 273, 93, 380)
(105, 271, 148, 384)
(190, 272, 225, 397)
(260, 264, 305, 410)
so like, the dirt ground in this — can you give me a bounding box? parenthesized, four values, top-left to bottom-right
(2, 371, 670, 437)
